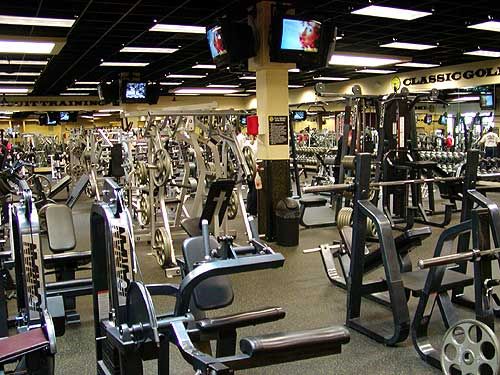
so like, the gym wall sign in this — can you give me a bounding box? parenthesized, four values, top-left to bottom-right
(400, 66, 500, 86)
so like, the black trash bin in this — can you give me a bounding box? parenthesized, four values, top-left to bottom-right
(275, 198, 300, 247)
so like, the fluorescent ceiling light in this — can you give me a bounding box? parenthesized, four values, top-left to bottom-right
(0, 116, 10, 119)
(207, 84, 240, 88)
(336, 36, 343, 40)
(381, 42, 436, 50)
(288, 85, 304, 88)
(192, 64, 216, 69)
(464, 50, 500, 58)
(0, 80, 34, 84)
(0, 15, 74, 28)
(160, 82, 183, 86)
(0, 60, 47, 66)
(0, 87, 30, 93)
(468, 21, 500, 32)
(174, 88, 243, 94)
(175, 93, 201, 96)
(246, 89, 256, 93)
(313, 76, 349, 81)
(396, 62, 440, 68)
(447, 92, 472, 96)
(288, 68, 300, 73)
(100, 62, 149, 67)
(357, 69, 397, 74)
(60, 92, 90, 96)
(66, 87, 97, 91)
(150, 24, 206, 34)
(0, 40, 55, 54)
(450, 96, 480, 102)
(329, 52, 406, 67)
(166, 74, 205, 79)
(352, 5, 432, 20)
(80, 115, 93, 119)
(75, 81, 100, 85)
(0, 72, 40, 76)
(225, 93, 251, 97)
(239, 76, 256, 80)
(93, 113, 112, 117)
(120, 46, 178, 54)
(0, 111, 12, 114)
(98, 109, 123, 113)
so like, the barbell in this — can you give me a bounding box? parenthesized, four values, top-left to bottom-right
(417, 246, 500, 270)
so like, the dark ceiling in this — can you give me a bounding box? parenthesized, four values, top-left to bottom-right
(1, 0, 500, 97)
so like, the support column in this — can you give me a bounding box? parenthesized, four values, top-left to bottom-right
(249, 1, 293, 240)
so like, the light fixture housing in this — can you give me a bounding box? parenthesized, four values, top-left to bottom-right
(192, 64, 216, 69)
(166, 74, 205, 79)
(224, 93, 251, 96)
(0, 15, 75, 28)
(207, 84, 240, 88)
(288, 85, 304, 88)
(120, 46, 178, 53)
(450, 96, 480, 102)
(351, 5, 432, 20)
(0, 80, 35, 85)
(0, 87, 30, 93)
(381, 42, 436, 50)
(100, 62, 149, 67)
(329, 52, 407, 67)
(75, 81, 100, 85)
(468, 21, 500, 32)
(0, 72, 40, 76)
(464, 50, 500, 58)
(173, 87, 243, 95)
(313, 76, 350, 81)
(288, 68, 300, 73)
(239, 76, 256, 80)
(150, 24, 206, 34)
(0, 40, 55, 54)
(357, 69, 397, 74)
(396, 62, 440, 68)
(60, 92, 90, 96)
(159, 82, 183, 86)
(0, 59, 48, 65)
(66, 87, 98, 91)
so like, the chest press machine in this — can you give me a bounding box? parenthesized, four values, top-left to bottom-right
(91, 178, 350, 375)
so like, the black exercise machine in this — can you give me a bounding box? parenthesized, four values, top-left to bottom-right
(91, 178, 350, 375)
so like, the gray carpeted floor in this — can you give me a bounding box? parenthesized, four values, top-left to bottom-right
(9, 192, 500, 375)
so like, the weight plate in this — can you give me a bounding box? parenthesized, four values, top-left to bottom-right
(154, 227, 174, 268)
(441, 319, 500, 375)
(227, 191, 238, 220)
(135, 162, 149, 185)
(242, 146, 256, 176)
(137, 194, 150, 226)
(125, 281, 158, 343)
(153, 149, 172, 187)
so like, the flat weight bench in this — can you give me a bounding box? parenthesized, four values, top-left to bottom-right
(47, 175, 71, 200)
(181, 179, 235, 238)
(43, 204, 92, 324)
(299, 195, 335, 228)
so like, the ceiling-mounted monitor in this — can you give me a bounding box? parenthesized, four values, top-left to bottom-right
(480, 92, 495, 110)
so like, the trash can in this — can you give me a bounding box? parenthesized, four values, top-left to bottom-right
(275, 198, 300, 247)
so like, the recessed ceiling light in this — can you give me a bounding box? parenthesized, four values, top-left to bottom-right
(75, 81, 100, 85)
(175, 93, 201, 96)
(159, 82, 183, 86)
(0, 40, 55, 54)
(0, 80, 35, 85)
(0, 72, 40, 77)
(288, 85, 304, 88)
(93, 113, 112, 117)
(207, 84, 240, 88)
(150, 24, 206, 34)
(352, 5, 432, 20)
(66, 87, 98, 91)
(225, 93, 251, 96)
(0, 15, 75, 28)
(381, 42, 436, 50)
(100, 62, 149, 67)
(313, 76, 350, 81)
(0, 60, 48, 66)
(329, 52, 406, 67)
(60, 92, 90, 96)
(357, 69, 397, 74)
(192, 64, 216, 69)
(288, 68, 300, 73)
(166, 74, 205, 79)
(174, 87, 243, 94)
(120, 46, 178, 53)
(468, 21, 500, 32)
(450, 96, 480, 102)
(464, 50, 500, 58)
(239, 76, 256, 80)
(0, 87, 30, 93)
(396, 62, 440, 68)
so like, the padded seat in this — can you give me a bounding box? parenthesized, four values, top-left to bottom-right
(196, 307, 285, 332)
(45, 204, 76, 253)
(394, 227, 432, 254)
(240, 326, 350, 358)
(299, 196, 327, 207)
(400, 269, 473, 296)
(182, 236, 234, 310)
(0, 328, 49, 363)
(181, 217, 202, 237)
(43, 251, 91, 270)
(402, 160, 438, 169)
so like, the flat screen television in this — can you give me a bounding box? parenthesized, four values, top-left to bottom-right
(438, 114, 447, 125)
(424, 114, 433, 124)
(206, 18, 256, 69)
(270, 15, 333, 69)
(121, 81, 148, 103)
(59, 111, 70, 122)
(292, 110, 307, 121)
(480, 93, 495, 110)
(98, 81, 120, 104)
(239, 115, 247, 126)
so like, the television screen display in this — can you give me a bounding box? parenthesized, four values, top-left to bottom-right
(46, 112, 58, 125)
(207, 26, 227, 59)
(424, 114, 433, 124)
(438, 114, 447, 125)
(125, 82, 147, 100)
(292, 110, 306, 121)
(480, 93, 495, 109)
(59, 111, 69, 121)
(240, 115, 247, 126)
(281, 19, 321, 53)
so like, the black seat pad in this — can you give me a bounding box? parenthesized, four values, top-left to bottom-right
(400, 269, 473, 295)
(45, 204, 76, 253)
(44, 251, 91, 269)
(394, 227, 432, 253)
(181, 217, 202, 237)
(182, 236, 234, 310)
(240, 326, 350, 357)
(299, 196, 327, 207)
(196, 307, 285, 332)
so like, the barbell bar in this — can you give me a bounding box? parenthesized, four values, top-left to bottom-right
(417, 246, 500, 270)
